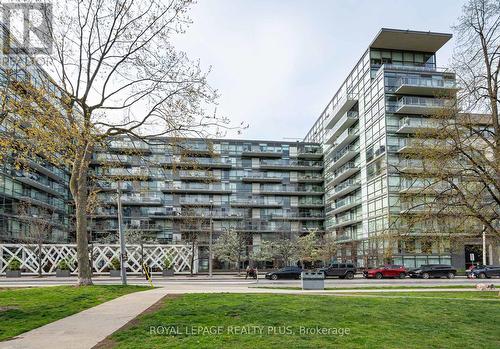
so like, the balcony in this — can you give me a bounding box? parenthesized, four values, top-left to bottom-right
(230, 199, 283, 208)
(396, 159, 425, 174)
(325, 93, 358, 129)
(394, 96, 452, 115)
(92, 154, 131, 165)
(259, 160, 323, 171)
(175, 145, 214, 156)
(100, 195, 164, 206)
(286, 213, 324, 221)
(17, 194, 63, 212)
(241, 149, 283, 158)
(325, 111, 359, 144)
(103, 168, 152, 179)
(296, 175, 323, 183)
(326, 161, 360, 187)
(330, 215, 362, 229)
(297, 147, 323, 159)
(394, 76, 459, 96)
(259, 187, 324, 196)
(108, 141, 151, 153)
(328, 144, 360, 172)
(328, 196, 362, 215)
(397, 117, 438, 133)
(172, 158, 232, 169)
(97, 182, 133, 192)
(28, 160, 66, 182)
(178, 171, 220, 182)
(179, 199, 223, 207)
(296, 202, 324, 208)
(161, 184, 232, 194)
(15, 175, 65, 197)
(327, 123, 359, 149)
(171, 210, 245, 220)
(327, 179, 361, 201)
(241, 174, 283, 183)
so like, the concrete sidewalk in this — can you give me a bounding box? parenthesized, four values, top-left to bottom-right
(0, 287, 168, 349)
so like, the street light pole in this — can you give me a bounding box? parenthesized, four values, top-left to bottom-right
(117, 185, 127, 285)
(209, 200, 213, 278)
(482, 225, 487, 265)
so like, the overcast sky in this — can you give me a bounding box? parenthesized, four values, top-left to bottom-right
(175, 0, 466, 141)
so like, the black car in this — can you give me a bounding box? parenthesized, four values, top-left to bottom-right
(319, 263, 356, 279)
(408, 264, 456, 279)
(265, 266, 303, 280)
(466, 265, 500, 279)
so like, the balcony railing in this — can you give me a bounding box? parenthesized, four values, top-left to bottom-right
(325, 93, 358, 129)
(326, 111, 359, 143)
(379, 64, 449, 74)
(393, 96, 453, 114)
(259, 160, 323, 169)
(397, 117, 439, 133)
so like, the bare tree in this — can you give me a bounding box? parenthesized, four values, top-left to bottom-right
(125, 227, 158, 272)
(389, 0, 499, 258)
(0, 0, 241, 285)
(16, 203, 55, 277)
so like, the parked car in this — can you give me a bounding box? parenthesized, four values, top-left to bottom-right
(466, 265, 500, 279)
(408, 264, 456, 279)
(319, 263, 356, 279)
(265, 266, 303, 280)
(363, 265, 407, 279)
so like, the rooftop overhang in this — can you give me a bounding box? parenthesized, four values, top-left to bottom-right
(370, 28, 452, 53)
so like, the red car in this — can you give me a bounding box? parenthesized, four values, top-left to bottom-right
(363, 265, 407, 279)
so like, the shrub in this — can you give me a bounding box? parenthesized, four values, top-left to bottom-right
(8, 259, 21, 271)
(164, 257, 173, 269)
(110, 257, 121, 270)
(58, 259, 70, 270)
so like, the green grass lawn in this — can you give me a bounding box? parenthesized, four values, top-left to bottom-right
(0, 285, 147, 341)
(108, 292, 500, 349)
(251, 285, 478, 291)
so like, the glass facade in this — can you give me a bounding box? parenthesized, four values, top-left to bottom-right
(2, 27, 489, 269)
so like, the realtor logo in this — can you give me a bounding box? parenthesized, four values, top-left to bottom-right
(1, 2, 53, 54)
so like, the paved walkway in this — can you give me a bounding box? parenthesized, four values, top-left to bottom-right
(0, 287, 167, 349)
(1, 282, 498, 349)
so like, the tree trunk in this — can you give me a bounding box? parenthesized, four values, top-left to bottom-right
(190, 239, 195, 277)
(141, 242, 144, 276)
(237, 254, 241, 276)
(70, 149, 93, 286)
(37, 242, 42, 277)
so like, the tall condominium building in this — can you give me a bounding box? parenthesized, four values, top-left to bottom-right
(305, 28, 497, 268)
(0, 38, 72, 243)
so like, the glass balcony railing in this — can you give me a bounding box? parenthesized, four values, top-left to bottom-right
(333, 195, 361, 210)
(331, 144, 360, 163)
(380, 64, 448, 74)
(259, 160, 322, 168)
(333, 161, 359, 177)
(392, 96, 453, 114)
(398, 117, 438, 131)
(334, 179, 361, 193)
(397, 77, 457, 89)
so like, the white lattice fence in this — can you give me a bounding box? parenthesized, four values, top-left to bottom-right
(0, 244, 194, 275)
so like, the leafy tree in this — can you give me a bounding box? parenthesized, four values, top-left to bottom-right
(213, 229, 249, 275)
